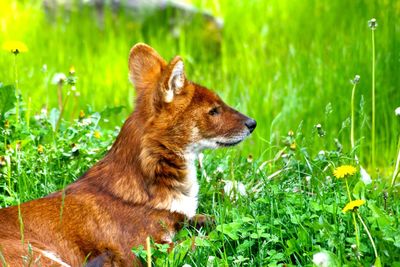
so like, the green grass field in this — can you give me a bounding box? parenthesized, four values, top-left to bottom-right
(1, 0, 400, 266)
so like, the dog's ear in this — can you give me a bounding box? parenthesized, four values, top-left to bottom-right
(128, 43, 167, 94)
(161, 56, 186, 103)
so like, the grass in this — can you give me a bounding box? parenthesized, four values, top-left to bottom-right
(1, 0, 400, 266)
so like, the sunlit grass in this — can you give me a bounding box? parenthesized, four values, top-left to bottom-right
(1, 0, 399, 169)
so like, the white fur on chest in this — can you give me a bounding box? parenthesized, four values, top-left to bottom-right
(169, 152, 199, 219)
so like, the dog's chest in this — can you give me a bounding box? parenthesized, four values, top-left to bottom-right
(169, 152, 199, 218)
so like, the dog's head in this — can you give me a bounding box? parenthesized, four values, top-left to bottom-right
(128, 43, 256, 152)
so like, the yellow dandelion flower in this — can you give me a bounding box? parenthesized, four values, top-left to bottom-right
(290, 142, 297, 150)
(94, 131, 101, 139)
(2, 41, 28, 54)
(342, 199, 366, 213)
(333, 165, 357, 179)
(79, 110, 85, 119)
(69, 65, 76, 75)
(37, 144, 44, 153)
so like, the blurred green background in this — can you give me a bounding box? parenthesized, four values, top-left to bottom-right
(1, 0, 399, 170)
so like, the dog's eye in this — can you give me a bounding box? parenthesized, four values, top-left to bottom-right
(208, 107, 220, 116)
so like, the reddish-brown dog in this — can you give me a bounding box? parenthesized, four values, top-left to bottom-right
(0, 44, 256, 266)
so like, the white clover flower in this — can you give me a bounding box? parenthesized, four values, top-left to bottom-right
(360, 166, 372, 185)
(305, 176, 311, 184)
(395, 107, 400, 116)
(325, 176, 332, 183)
(312, 252, 331, 267)
(51, 73, 67, 85)
(42, 64, 47, 73)
(224, 180, 247, 200)
(318, 150, 325, 156)
(182, 264, 192, 267)
(80, 117, 92, 126)
(41, 107, 48, 116)
(216, 165, 224, 173)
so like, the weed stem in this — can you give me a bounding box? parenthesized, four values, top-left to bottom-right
(350, 80, 358, 149)
(146, 236, 151, 267)
(391, 136, 400, 187)
(346, 179, 360, 249)
(371, 29, 376, 172)
(356, 211, 378, 258)
(13, 54, 20, 124)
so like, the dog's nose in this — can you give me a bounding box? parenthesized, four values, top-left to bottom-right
(245, 119, 257, 133)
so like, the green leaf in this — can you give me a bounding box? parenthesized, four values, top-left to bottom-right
(374, 256, 382, 267)
(0, 84, 16, 118)
(352, 180, 365, 199)
(367, 202, 391, 227)
(216, 222, 242, 240)
(100, 105, 125, 118)
(194, 236, 211, 247)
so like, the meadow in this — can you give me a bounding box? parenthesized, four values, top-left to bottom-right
(1, 0, 400, 266)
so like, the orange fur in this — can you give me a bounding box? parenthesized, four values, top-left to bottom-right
(0, 43, 256, 266)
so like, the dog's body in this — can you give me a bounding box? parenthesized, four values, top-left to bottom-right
(0, 44, 256, 266)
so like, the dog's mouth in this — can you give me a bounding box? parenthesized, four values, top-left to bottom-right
(216, 139, 243, 147)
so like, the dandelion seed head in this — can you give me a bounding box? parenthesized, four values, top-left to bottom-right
(368, 18, 378, 30)
(52, 73, 67, 85)
(395, 107, 400, 116)
(312, 252, 331, 267)
(351, 75, 360, 84)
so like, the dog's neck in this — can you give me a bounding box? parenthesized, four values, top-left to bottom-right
(74, 115, 199, 219)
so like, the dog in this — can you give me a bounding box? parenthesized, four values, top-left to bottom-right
(0, 43, 256, 266)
